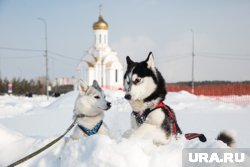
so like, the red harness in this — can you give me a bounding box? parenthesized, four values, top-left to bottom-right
(154, 102, 207, 142)
(155, 102, 178, 136)
(132, 101, 207, 142)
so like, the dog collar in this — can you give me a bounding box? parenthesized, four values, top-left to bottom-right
(78, 120, 103, 136)
(132, 101, 165, 125)
(75, 113, 101, 118)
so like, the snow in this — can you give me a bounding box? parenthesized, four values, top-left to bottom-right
(0, 95, 54, 119)
(0, 90, 250, 167)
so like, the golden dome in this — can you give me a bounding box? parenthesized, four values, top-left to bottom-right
(93, 15, 109, 30)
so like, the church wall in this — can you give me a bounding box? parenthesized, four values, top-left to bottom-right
(105, 69, 111, 88)
(87, 68, 94, 85)
(105, 63, 124, 90)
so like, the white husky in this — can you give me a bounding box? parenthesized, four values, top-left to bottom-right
(71, 80, 111, 140)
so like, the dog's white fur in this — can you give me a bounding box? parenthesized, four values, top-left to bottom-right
(71, 80, 110, 140)
(130, 76, 157, 101)
(124, 108, 170, 144)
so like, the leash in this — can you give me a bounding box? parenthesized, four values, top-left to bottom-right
(185, 133, 207, 142)
(7, 119, 77, 167)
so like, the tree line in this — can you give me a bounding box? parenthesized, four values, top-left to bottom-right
(0, 78, 44, 95)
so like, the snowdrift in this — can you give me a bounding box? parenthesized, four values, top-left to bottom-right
(0, 90, 250, 167)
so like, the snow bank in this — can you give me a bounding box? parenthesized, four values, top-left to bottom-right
(0, 133, 226, 167)
(60, 135, 183, 167)
(0, 94, 55, 118)
(0, 90, 250, 167)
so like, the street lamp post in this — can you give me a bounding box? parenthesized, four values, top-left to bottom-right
(38, 17, 49, 100)
(191, 29, 195, 94)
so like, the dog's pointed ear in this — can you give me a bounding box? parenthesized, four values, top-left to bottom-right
(78, 80, 89, 94)
(145, 51, 155, 69)
(92, 80, 102, 91)
(126, 56, 134, 66)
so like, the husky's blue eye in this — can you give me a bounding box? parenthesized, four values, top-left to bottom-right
(94, 96, 100, 99)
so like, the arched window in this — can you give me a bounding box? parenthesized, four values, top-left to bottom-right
(115, 69, 118, 83)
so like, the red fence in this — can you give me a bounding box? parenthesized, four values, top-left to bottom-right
(167, 83, 250, 105)
(167, 84, 250, 96)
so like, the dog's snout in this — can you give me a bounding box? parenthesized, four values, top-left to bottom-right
(107, 102, 111, 108)
(124, 94, 131, 100)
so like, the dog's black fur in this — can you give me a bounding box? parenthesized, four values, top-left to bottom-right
(125, 53, 167, 103)
(217, 131, 235, 147)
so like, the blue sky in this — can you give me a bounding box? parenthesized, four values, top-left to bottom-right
(0, 0, 250, 82)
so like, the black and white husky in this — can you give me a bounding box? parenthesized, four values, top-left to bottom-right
(123, 52, 234, 146)
(123, 52, 181, 144)
(71, 80, 111, 140)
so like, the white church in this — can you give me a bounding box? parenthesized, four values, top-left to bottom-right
(79, 6, 124, 90)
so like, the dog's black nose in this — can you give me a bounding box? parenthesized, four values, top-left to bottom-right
(124, 94, 131, 100)
(107, 102, 111, 108)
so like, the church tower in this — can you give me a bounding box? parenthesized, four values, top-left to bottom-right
(93, 8, 109, 49)
(81, 5, 124, 90)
